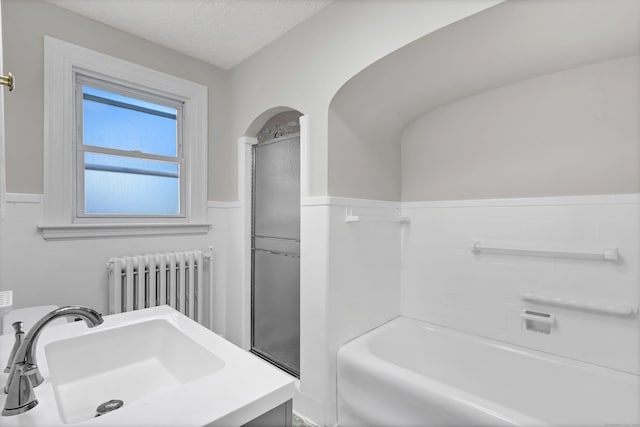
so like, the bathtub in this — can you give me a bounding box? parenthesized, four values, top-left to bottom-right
(337, 316, 639, 426)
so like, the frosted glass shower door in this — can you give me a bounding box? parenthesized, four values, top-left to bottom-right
(251, 135, 300, 376)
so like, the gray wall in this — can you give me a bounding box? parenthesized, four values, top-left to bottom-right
(327, 0, 638, 202)
(1, 0, 232, 200)
(328, 106, 401, 201)
(230, 0, 501, 199)
(402, 56, 640, 201)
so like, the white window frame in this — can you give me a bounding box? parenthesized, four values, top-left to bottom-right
(40, 37, 209, 239)
(74, 74, 186, 220)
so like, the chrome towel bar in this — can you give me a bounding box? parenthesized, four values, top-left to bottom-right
(470, 241, 619, 262)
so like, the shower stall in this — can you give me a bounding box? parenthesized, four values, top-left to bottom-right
(250, 117, 301, 377)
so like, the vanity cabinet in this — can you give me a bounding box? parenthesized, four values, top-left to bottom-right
(242, 400, 292, 427)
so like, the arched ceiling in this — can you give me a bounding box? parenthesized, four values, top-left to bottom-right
(329, 0, 640, 148)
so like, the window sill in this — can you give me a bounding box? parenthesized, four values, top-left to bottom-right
(37, 223, 211, 240)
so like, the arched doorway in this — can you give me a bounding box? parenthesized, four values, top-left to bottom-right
(249, 110, 302, 377)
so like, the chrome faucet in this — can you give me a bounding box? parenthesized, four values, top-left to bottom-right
(2, 306, 103, 416)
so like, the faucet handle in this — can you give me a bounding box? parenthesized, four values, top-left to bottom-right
(11, 321, 23, 335)
(4, 322, 24, 374)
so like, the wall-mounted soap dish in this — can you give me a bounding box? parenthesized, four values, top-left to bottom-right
(521, 309, 555, 334)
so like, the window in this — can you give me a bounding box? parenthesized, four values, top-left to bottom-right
(41, 37, 209, 239)
(76, 76, 184, 217)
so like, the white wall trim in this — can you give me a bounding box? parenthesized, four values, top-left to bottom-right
(6, 193, 43, 204)
(300, 194, 639, 209)
(402, 193, 640, 209)
(300, 115, 311, 201)
(43, 36, 208, 230)
(238, 136, 259, 146)
(207, 201, 241, 209)
(37, 222, 211, 240)
(0, 3, 5, 220)
(302, 196, 401, 208)
(298, 194, 639, 208)
(237, 135, 257, 350)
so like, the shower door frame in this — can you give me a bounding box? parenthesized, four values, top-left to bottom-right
(237, 114, 310, 379)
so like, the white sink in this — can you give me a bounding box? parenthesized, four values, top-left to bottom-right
(45, 319, 225, 424)
(0, 306, 295, 426)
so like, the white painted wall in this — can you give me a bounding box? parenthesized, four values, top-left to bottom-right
(326, 199, 401, 416)
(0, 194, 240, 337)
(0, 0, 5, 219)
(400, 194, 640, 375)
(207, 203, 243, 338)
(299, 203, 331, 423)
(299, 198, 401, 424)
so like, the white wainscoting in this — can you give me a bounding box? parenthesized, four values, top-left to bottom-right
(401, 194, 640, 374)
(0, 193, 241, 337)
(5, 192, 635, 422)
(298, 197, 403, 426)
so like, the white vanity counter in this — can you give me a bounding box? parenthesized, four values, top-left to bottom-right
(0, 306, 295, 426)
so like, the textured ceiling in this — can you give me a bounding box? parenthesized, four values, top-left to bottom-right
(45, 0, 332, 70)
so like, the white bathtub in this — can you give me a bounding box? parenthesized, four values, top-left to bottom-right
(337, 316, 639, 426)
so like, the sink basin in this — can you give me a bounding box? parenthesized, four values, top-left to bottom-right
(44, 319, 225, 424)
(1, 306, 294, 426)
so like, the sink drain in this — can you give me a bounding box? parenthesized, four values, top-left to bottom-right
(95, 399, 124, 417)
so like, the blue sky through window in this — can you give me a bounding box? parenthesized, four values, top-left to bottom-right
(83, 86, 178, 157)
(82, 84, 181, 215)
(85, 168, 179, 215)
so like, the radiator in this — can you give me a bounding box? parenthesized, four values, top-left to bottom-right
(107, 250, 212, 324)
